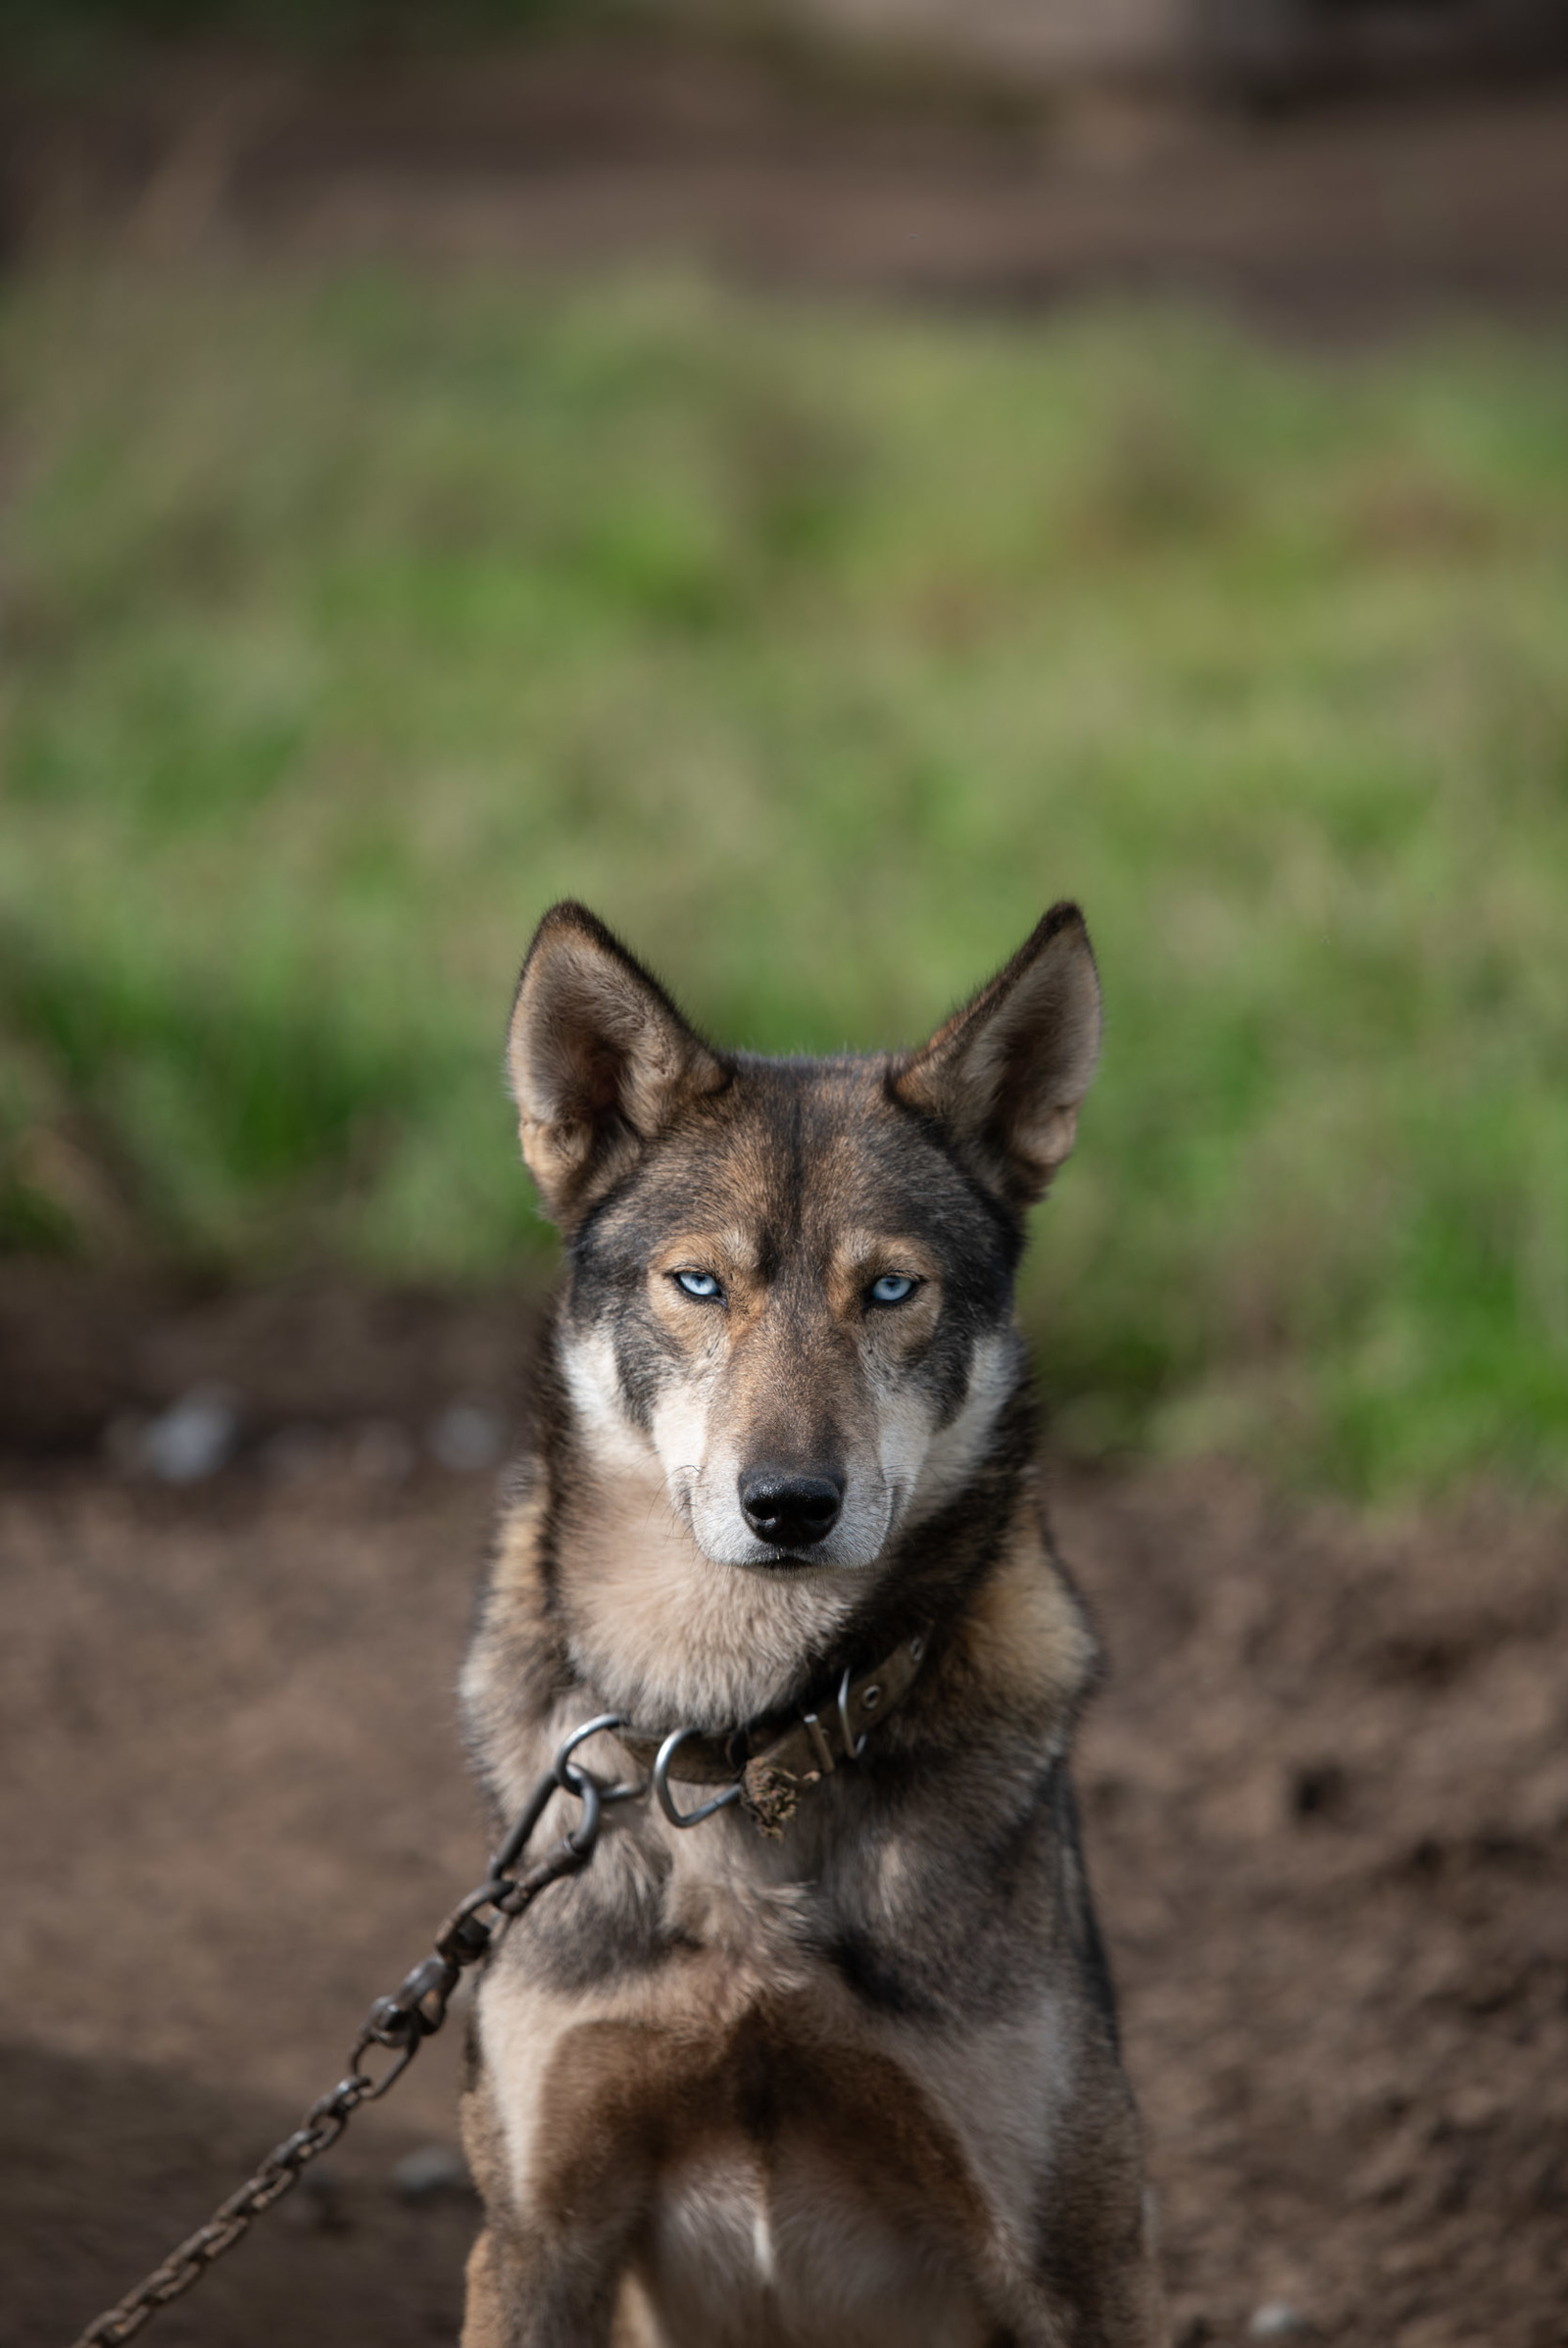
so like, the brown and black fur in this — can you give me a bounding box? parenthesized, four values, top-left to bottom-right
(460, 902, 1164, 2348)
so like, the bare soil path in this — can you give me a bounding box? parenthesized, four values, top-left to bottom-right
(12, 38, 1568, 327)
(2, 1402, 1563, 2345)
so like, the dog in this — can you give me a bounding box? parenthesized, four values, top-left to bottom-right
(459, 900, 1163, 2348)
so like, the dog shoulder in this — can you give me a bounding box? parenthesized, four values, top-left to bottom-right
(462, 1464, 572, 1813)
(951, 1477, 1101, 1737)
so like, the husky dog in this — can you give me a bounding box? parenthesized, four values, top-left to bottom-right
(460, 902, 1162, 2348)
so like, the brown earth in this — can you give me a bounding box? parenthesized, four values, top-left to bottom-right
(9, 35, 1568, 330)
(1, 1277, 1564, 2348)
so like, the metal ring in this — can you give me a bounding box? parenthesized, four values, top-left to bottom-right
(652, 1728, 744, 1829)
(554, 1713, 626, 1789)
(555, 1712, 642, 1803)
(837, 1664, 869, 1762)
(562, 1769, 603, 1856)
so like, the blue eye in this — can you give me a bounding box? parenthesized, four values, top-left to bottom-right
(674, 1269, 722, 1300)
(869, 1273, 918, 1306)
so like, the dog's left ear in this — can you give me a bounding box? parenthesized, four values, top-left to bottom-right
(891, 903, 1102, 1206)
(508, 902, 728, 1226)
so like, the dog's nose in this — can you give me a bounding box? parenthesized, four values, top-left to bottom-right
(738, 1470, 844, 1550)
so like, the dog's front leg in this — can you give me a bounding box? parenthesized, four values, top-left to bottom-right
(461, 2213, 635, 2348)
(1015, 2138, 1167, 2348)
(461, 2014, 659, 2348)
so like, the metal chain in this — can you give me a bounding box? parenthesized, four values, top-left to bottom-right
(69, 1714, 644, 2348)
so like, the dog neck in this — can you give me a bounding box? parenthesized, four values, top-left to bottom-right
(547, 1430, 869, 1730)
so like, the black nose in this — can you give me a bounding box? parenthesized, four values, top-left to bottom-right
(738, 1470, 845, 1550)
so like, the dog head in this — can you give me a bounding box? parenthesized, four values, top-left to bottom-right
(508, 903, 1100, 1575)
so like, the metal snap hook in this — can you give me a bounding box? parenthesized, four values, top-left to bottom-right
(652, 1727, 744, 1828)
(837, 1664, 870, 1761)
(487, 1713, 630, 1883)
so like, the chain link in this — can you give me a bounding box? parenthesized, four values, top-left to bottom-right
(69, 1730, 639, 2348)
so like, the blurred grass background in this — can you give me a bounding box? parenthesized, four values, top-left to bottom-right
(3, 264, 1567, 1492)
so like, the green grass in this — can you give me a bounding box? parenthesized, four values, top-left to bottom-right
(3, 265, 1568, 1492)
(0, 0, 580, 86)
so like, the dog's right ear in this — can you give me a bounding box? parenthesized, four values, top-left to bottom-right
(507, 903, 727, 1226)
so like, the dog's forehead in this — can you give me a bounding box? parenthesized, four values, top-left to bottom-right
(599, 1055, 968, 1248)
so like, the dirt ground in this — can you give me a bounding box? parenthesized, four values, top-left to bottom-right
(10, 37, 1568, 329)
(1, 1276, 1564, 2347)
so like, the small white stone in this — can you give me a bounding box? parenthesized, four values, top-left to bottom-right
(1249, 2304, 1305, 2340)
(428, 1401, 504, 1473)
(393, 2142, 471, 2200)
(138, 1384, 241, 1483)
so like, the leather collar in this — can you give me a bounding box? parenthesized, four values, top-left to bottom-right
(615, 1626, 929, 1837)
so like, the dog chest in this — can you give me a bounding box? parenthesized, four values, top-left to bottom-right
(472, 1938, 1078, 2347)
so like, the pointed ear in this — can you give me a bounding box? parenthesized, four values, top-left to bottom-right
(890, 904, 1102, 1206)
(507, 903, 728, 1225)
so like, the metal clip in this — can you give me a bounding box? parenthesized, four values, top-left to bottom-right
(799, 1711, 835, 1775)
(837, 1663, 871, 1761)
(652, 1728, 745, 1828)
